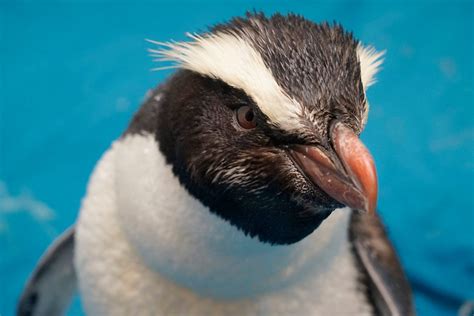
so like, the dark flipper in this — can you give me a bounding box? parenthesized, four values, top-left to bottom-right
(349, 212, 415, 316)
(17, 227, 77, 316)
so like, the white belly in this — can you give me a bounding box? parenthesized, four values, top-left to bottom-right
(75, 134, 373, 316)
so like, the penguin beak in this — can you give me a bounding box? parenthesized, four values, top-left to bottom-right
(288, 122, 378, 214)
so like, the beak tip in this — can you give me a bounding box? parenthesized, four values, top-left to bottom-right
(353, 200, 375, 215)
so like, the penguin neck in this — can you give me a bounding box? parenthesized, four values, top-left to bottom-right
(115, 133, 354, 299)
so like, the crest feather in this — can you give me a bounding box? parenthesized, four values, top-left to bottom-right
(357, 44, 385, 89)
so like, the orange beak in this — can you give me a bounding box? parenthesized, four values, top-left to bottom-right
(289, 122, 378, 214)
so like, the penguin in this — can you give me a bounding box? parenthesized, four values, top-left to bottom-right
(17, 12, 415, 316)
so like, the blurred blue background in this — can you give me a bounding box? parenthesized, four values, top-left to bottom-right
(1, 0, 473, 315)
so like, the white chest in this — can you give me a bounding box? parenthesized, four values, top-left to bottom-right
(75, 134, 372, 315)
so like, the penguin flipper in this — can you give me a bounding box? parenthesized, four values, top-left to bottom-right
(17, 226, 76, 316)
(349, 212, 415, 316)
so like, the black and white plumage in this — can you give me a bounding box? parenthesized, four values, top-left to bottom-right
(17, 13, 414, 316)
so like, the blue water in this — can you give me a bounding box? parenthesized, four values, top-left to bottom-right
(1, 1, 473, 315)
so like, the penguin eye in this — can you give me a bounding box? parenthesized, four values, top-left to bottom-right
(236, 105, 257, 129)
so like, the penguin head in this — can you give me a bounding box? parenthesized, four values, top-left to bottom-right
(149, 13, 383, 245)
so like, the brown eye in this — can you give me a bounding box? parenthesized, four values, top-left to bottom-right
(236, 105, 257, 129)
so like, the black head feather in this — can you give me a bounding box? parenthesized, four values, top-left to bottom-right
(127, 13, 370, 244)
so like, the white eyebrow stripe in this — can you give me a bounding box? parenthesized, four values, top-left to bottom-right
(356, 44, 385, 127)
(357, 44, 385, 90)
(148, 33, 304, 130)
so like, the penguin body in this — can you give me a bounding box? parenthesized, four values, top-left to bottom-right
(75, 105, 371, 315)
(18, 13, 414, 316)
